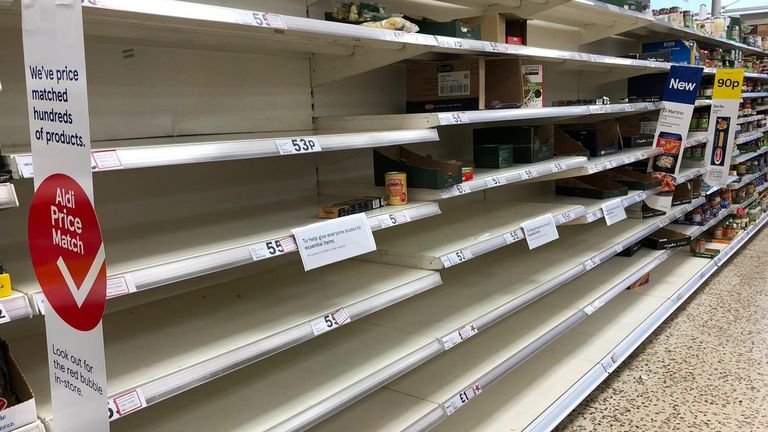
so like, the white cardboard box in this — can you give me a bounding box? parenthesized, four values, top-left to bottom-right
(0, 342, 37, 432)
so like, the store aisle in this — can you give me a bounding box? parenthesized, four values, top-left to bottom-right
(556, 230, 768, 432)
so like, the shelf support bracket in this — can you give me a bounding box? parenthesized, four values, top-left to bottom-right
(578, 19, 646, 45)
(311, 45, 431, 87)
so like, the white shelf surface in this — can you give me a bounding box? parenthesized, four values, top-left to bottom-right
(12, 259, 441, 426)
(311, 220, 712, 431)
(572, 147, 660, 177)
(71, 200, 701, 431)
(736, 114, 766, 125)
(4, 130, 439, 179)
(0, 182, 18, 210)
(555, 189, 657, 225)
(735, 131, 764, 145)
(743, 92, 768, 99)
(414, 215, 768, 432)
(732, 146, 768, 164)
(727, 166, 767, 189)
(7, 198, 441, 303)
(357, 200, 586, 269)
(316, 103, 661, 132)
(320, 155, 587, 202)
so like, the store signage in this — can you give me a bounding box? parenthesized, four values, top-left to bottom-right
(291, 213, 377, 271)
(704, 69, 744, 187)
(645, 65, 703, 212)
(22, 2, 109, 431)
(601, 199, 627, 226)
(521, 213, 559, 249)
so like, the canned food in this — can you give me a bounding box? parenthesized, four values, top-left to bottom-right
(385, 172, 408, 205)
(695, 239, 706, 254)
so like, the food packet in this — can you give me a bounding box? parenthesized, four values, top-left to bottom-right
(361, 17, 420, 32)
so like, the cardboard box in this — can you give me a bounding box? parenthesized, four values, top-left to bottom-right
(465, 13, 527, 45)
(318, 197, 385, 219)
(0, 341, 37, 432)
(600, 167, 662, 190)
(373, 146, 463, 189)
(554, 127, 590, 157)
(671, 177, 701, 205)
(556, 176, 628, 199)
(627, 272, 650, 289)
(416, 18, 481, 39)
(617, 113, 657, 148)
(641, 227, 692, 250)
(473, 144, 514, 169)
(521, 65, 543, 108)
(618, 241, 643, 257)
(562, 120, 621, 157)
(626, 201, 667, 219)
(406, 57, 523, 113)
(473, 125, 554, 164)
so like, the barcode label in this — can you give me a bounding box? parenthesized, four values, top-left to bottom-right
(438, 71, 470, 96)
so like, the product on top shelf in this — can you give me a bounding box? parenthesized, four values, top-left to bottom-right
(642, 40, 699, 65)
(521, 65, 543, 108)
(414, 17, 480, 39)
(552, 97, 610, 107)
(326, 2, 420, 32)
(406, 57, 523, 113)
(373, 146, 463, 189)
(617, 113, 657, 148)
(555, 175, 628, 199)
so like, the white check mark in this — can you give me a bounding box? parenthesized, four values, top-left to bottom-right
(56, 243, 106, 308)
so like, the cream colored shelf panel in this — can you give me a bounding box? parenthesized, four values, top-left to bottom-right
(532, 189, 655, 225)
(315, 103, 661, 132)
(566, 147, 661, 178)
(12, 259, 440, 427)
(8, 199, 440, 303)
(359, 200, 585, 269)
(319, 155, 587, 202)
(0, 183, 18, 210)
(4, 130, 439, 179)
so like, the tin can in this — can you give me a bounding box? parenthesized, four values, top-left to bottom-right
(385, 172, 408, 205)
(695, 239, 706, 254)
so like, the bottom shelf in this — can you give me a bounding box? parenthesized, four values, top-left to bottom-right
(311, 213, 767, 432)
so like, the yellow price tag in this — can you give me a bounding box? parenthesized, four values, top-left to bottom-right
(712, 69, 744, 100)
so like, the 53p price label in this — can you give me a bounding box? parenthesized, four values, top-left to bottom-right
(276, 137, 322, 155)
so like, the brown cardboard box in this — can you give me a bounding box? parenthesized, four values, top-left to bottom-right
(406, 57, 522, 113)
(0, 341, 38, 431)
(464, 13, 527, 44)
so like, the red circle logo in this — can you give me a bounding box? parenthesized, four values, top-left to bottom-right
(714, 147, 723, 165)
(28, 174, 106, 331)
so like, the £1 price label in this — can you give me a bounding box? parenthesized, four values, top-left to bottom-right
(443, 384, 481, 415)
(275, 136, 321, 155)
(249, 236, 298, 261)
(310, 307, 351, 336)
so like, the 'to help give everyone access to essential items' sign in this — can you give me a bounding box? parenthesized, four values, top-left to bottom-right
(23, 1, 110, 431)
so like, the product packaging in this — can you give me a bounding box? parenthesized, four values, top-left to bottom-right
(0, 341, 37, 431)
(627, 272, 651, 289)
(416, 18, 481, 39)
(406, 57, 523, 113)
(555, 175, 629, 199)
(618, 241, 643, 257)
(318, 197, 386, 219)
(521, 65, 543, 108)
(473, 125, 554, 165)
(641, 227, 692, 249)
(463, 13, 527, 45)
(561, 120, 621, 157)
(600, 167, 662, 190)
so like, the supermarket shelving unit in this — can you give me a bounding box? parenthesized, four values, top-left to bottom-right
(0, 0, 766, 431)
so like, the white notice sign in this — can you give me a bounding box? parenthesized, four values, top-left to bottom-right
(292, 214, 377, 271)
(601, 199, 627, 226)
(521, 214, 559, 249)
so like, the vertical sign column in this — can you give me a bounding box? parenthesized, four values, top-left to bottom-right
(22, 2, 109, 431)
(704, 69, 744, 187)
(645, 65, 703, 212)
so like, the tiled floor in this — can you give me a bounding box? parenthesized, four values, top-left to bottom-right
(556, 229, 768, 432)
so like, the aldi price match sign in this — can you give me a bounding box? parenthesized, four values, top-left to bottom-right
(22, 1, 110, 431)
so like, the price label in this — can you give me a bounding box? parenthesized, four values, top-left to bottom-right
(249, 236, 297, 261)
(657, 217, 669, 228)
(589, 105, 606, 114)
(521, 213, 559, 250)
(15, 155, 34, 178)
(634, 192, 647, 203)
(520, 168, 538, 180)
(714, 254, 726, 265)
(586, 211, 601, 223)
(440, 249, 473, 268)
(552, 162, 565, 172)
(606, 160, 616, 168)
(385, 30, 407, 42)
(557, 211, 576, 224)
(235, 11, 287, 29)
(587, 164, 600, 174)
(108, 389, 147, 420)
(441, 323, 478, 350)
(584, 298, 605, 315)
(91, 150, 123, 170)
(0, 304, 10, 324)
(275, 136, 321, 155)
(639, 151, 648, 159)
(443, 384, 482, 415)
(33, 292, 45, 315)
(378, 211, 410, 228)
(485, 176, 506, 188)
(583, 256, 601, 270)
(437, 36, 468, 49)
(482, 41, 506, 53)
(614, 244, 624, 254)
(601, 199, 627, 226)
(310, 307, 351, 336)
(623, 156, 633, 165)
(600, 356, 614, 371)
(624, 104, 635, 112)
(438, 112, 470, 125)
(106, 274, 137, 299)
(504, 229, 523, 244)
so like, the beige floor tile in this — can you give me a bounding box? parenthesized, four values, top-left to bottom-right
(557, 229, 768, 432)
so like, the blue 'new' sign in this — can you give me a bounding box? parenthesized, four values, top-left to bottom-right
(663, 65, 703, 105)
